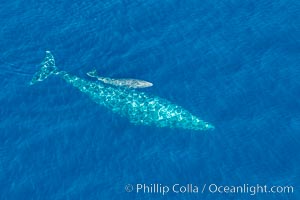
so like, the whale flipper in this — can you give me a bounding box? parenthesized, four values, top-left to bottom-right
(30, 51, 57, 85)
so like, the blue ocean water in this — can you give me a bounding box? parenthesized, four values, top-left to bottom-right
(0, 0, 299, 199)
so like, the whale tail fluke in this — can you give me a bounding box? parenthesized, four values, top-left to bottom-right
(86, 69, 98, 78)
(29, 51, 58, 85)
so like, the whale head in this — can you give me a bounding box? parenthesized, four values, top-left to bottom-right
(204, 123, 215, 130)
(190, 117, 215, 131)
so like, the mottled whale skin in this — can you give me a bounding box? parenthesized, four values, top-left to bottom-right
(87, 69, 153, 89)
(30, 51, 214, 131)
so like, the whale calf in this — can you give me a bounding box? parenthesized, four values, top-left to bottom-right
(30, 51, 215, 131)
(87, 69, 153, 88)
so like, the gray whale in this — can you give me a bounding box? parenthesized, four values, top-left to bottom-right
(30, 51, 215, 131)
(87, 69, 153, 88)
